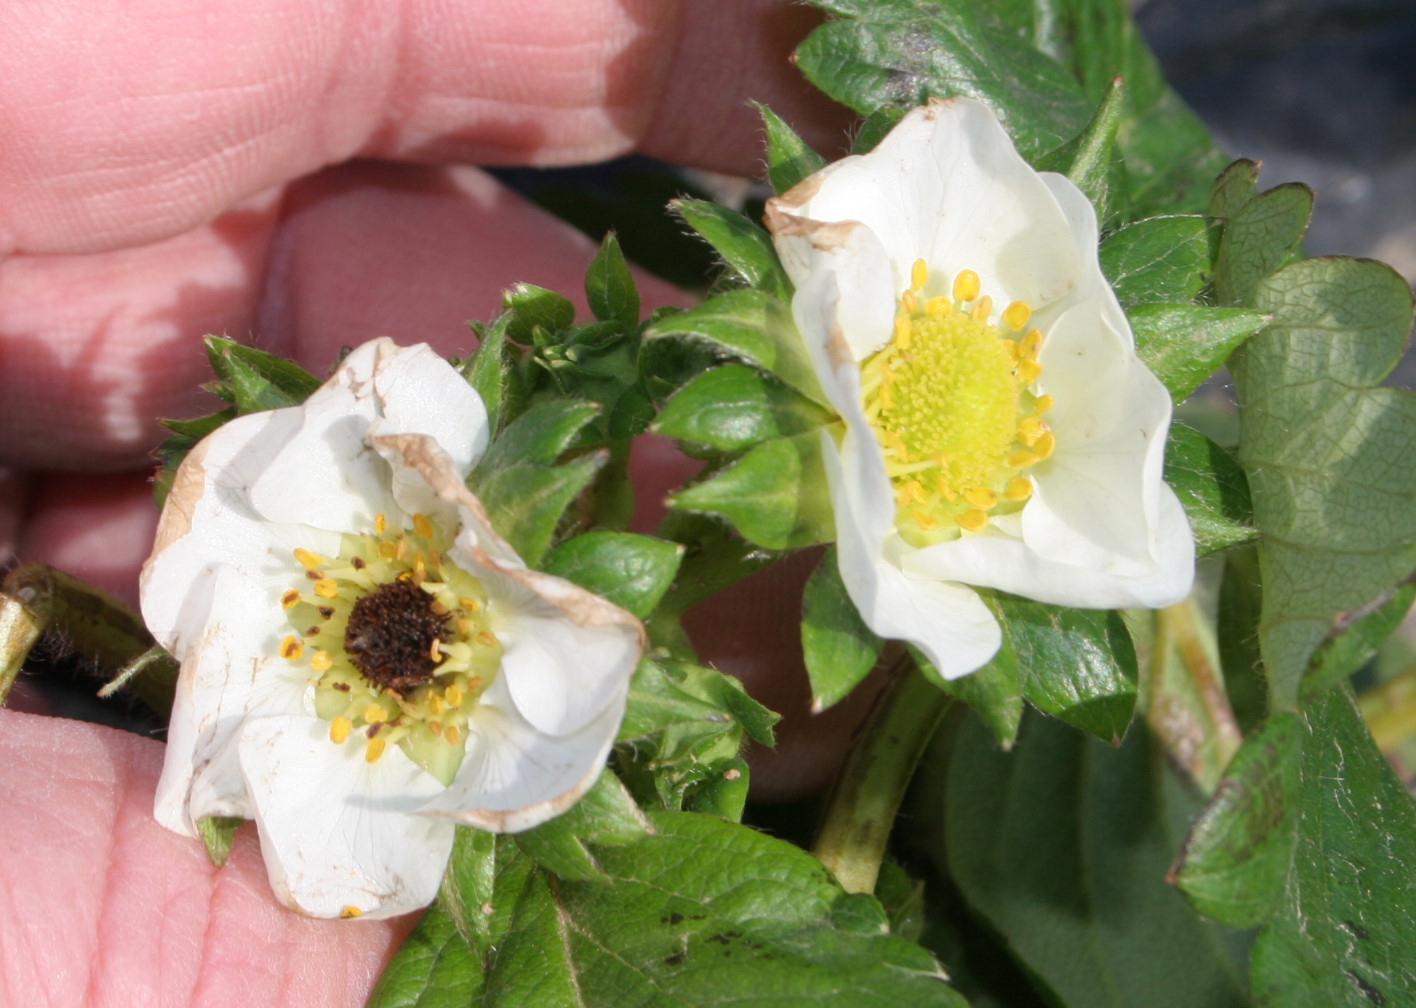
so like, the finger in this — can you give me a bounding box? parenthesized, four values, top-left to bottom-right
(681, 549, 891, 800)
(16, 472, 156, 610)
(0, 467, 24, 562)
(3, 0, 847, 257)
(0, 163, 687, 470)
(0, 708, 409, 1007)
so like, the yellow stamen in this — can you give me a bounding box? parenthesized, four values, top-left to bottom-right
(956, 509, 989, 532)
(906, 480, 928, 504)
(1005, 477, 1034, 502)
(445, 684, 464, 708)
(280, 636, 304, 661)
(1002, 301, 1032, 331)
(374, 512, 387, 535)
(428, 637, 442, 662)
(911, 258, 929, 291)
(900, 290, 918, 315)
(1018, 416, 1047, 446)
(476, 630, 497, 647)
(963, 487, 998, 509)
(281, 589, 301, 610)
(364, 704, 388, 724)
(340, 906, 363, 919)
(894, 314, 913, 350)
(444, 725, 462, 746)
(313, 578, 339, 599)
(330, 716, 352, 744)
(460, 596, 481, 613)
(365, 737, 387, 763)
(953, 269, 980, 302)
(455, 617, 473, 636)
(1021, 329, 1043, 360)
(1010, 449, 1041, 468)
(925, 296, 951, 318)
(1033, 394, 1055, 414)
(1018, 361, 1043, 384)
(1034, 432, 1056, 460)
(293, 548, 326, 572)
(971, 295, 993, 322)
(310, 650, 332, 673)
(911, 510, 938, 529)
(413, 513, 434, 539)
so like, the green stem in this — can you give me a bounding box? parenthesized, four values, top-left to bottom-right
(0, 564, 176, 717)
(0, 592, 45, 705)
(811, 662, 951, 894)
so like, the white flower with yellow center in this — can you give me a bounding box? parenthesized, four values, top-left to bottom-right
(766, 99, 1194, 680)
(141, 339, 643, 919)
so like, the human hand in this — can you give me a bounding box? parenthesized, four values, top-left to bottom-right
(0, 3, 869, 1002)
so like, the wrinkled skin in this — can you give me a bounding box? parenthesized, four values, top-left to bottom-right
(0, 2, 874, 1003)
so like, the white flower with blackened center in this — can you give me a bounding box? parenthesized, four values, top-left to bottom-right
(142, 339, 643, 919)
(766, 99, 1194, 680)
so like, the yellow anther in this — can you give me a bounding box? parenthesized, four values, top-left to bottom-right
(1021, 329, 1043, 359)
(364, 704, 388, 724)
(374, 512, 387, 535)
(911, 258, 929, 291)
(900, 290, 918, 315)
(963, 487, 998, 510)
(1002, 301, 1032, 332)
(429, 695, 445, 715)
(379, 541, 398, 560)
(1034, 431, 1056, 460)
(309, 650, 332, 673)
(952, 269, 980, 302)
(971, 295, 993, 322)
(467, 676, 484, 692)
(476, 630, 497, 647)
(413, 513, 434, 539)
(281, 589, 301, 610)
(935, 476, 958, 501)
(1033, 394, 1055, 414)
(414, 556, 427, 582)
(1005, 477, 1034, 502)
(313, 578, 339, 599)
(911, 510, 939, 529)
(906, 480, 928, 504)
(365, 737, 387, 763)
(444, 725, 462, 746)
(455, 617, 473, 636)
(445, 684, 464, 708)
(280, 636, 304, 661)
(1010, 449, 1041, 468)
(1018, 416, 1047, 446)
(395, 537, 409, 562)
(879, 382, 894, 411)
(329, 716, 352, 744)
(293, 548, 326, 572)
(894, 314, 913, 350)
(460, 596, 481, 613)
(340, 906, 363, 919)
(925, 296, 952, 318)
(430, 600, 450, 617)
(956, 509, 990, 532)
(428, 637, 443, 662)
(1018, 361, 1043, 384)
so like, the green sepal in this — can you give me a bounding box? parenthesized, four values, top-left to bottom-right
(204, 335, 320, 413)
(1099, 214, 1211, 308)
(756, 101, 827, 193)
(474, 453, 604, 568)
(501, 282, 576, 343)
(671, 198, 791, 299)
(477, 400, 599, 471)
(654, 364, 831, 455)
(458, 315, 514, 437)
(668, 431, 834, 551)
(1162, 424, 1257, 556)
(585, 231, 640, 333)
(197, 816, 243, 869)
(645, 288, 828, 407)
(1130, 303, 1269, 402)
(1039, 75, 1127, 226)
(801, 547, 884, 712)
(541, 531, 684, 619)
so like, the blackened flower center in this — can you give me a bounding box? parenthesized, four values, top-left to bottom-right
(343, 578, 449, 695)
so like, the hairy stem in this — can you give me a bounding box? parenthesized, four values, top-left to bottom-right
(812, 661, 951, 894)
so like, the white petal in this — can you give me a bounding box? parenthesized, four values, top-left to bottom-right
(776, 212, 898, 363)
(418, 675, 623, 832)
(902, 487, 1194, 609)
(152, 564, 310, 834)
(768, 100, 1082, 316)
(1031, 172, 1133, 339)
(368, 341, 489, 473)
(140, 409, 341, 656)
(238, 715, 454, 920)
(823, 429, 1002, 679)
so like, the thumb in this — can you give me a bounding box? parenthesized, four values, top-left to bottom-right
(0, 709, 411, 1007)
